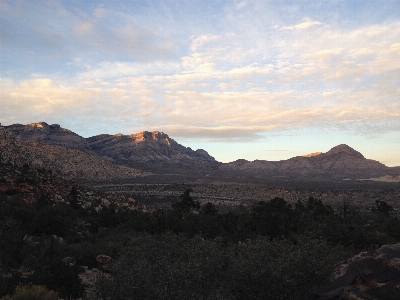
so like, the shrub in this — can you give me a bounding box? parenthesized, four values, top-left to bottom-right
(2, 285, 58, 300)
(95, 233, 350, 299)
(27, 258, 85, 299)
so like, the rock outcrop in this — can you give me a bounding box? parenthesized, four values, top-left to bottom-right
(313, 244, 400, 300)
(303, 151, 322, 158)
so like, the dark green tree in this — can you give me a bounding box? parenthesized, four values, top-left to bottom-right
(68, 186, 80, 209)
(172, 189, 200, 212)
(200, 202, 218, 215)
(373, 200, 394, 216)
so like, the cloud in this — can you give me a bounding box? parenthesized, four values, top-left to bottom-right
(281, 18, 322, 30)
(190, 34, 222, 52)
(77, 61, 181, 80)
(0, 0, 178, 64)
(236, 2, 247, 10)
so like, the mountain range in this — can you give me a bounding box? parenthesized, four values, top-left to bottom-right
(2, 122, 399, 182)
(221, 144, 400, 180)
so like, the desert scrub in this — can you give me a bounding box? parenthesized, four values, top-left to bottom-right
(1, 285, 58, 300)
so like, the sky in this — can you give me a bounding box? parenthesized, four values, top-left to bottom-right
(1, 0, 399, 166)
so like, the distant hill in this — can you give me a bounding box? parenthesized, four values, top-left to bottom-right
(222, 144, 400, 180)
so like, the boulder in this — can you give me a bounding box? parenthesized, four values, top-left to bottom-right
(127, 197, 136, 205)
(313, 244, 400, 299)
(101, 198, 111, 208)
(96, 254, 114, 273)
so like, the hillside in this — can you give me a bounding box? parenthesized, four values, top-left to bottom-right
(5, 122, 93, 154)
(5, 122, 219, 174)
(87, 131, 218, 173)
(222, 144, 400, 180)
(1, 124, 149, 181)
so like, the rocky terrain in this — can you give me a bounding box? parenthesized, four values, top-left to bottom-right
(313, 244, 400, 300)
(222, 144, 400, 180)
(22, 142, 149, 181)
(0, 162, 140, 211)
(0, 126, 142, 210)
(0, 123, 25, 166)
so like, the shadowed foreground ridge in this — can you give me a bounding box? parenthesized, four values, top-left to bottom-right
(313, 243, 400, 300)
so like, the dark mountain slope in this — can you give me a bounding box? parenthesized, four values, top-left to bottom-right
(1, 124, 148, 181)
(222, 144, 400, 179)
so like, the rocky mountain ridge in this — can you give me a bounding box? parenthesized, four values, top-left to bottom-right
(1, 124, 148, 181)
(5, 122, 218, 173)
(3, 122, 399, 181)
(87, 131, 216, 164)
(5, 122, 93, 154)
(222, 144, 400, 180)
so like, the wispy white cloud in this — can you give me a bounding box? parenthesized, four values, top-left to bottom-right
(281, 18, 322, 30)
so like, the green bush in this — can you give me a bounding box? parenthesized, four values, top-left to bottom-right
(95, 233, 350, 299)
(27, 257, 85, 299)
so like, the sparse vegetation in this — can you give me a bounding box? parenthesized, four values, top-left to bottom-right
(1, 184, 400, 299)
(1, 285, 58, 300)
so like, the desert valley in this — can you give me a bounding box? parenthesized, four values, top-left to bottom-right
(1, 122, 400, 299)
(2, 1, 400, 298)
(2, 122, 399, 210)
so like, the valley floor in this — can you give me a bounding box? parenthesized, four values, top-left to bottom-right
(88, 177, 400, 214)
